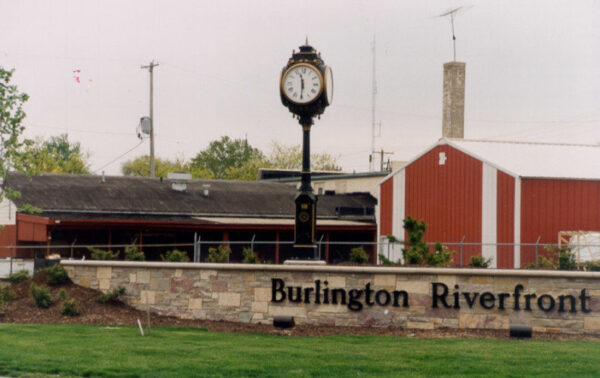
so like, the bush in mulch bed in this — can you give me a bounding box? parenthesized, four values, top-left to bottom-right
(97, 287, 126, 304)
(61, 299, 80, 316)
(47, 264, 70, 286)
(30, 283, 52, 308)
(7, 270, 30, 284)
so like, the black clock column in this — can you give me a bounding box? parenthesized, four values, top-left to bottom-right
(293, 118, 317, 259)
(280, 42, 332, 261)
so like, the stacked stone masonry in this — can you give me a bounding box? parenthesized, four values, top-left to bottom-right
(61, 261, 600, 335)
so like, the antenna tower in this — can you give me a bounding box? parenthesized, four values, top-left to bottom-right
(370, 35, 382, 171)
(438, 6, 466, 61)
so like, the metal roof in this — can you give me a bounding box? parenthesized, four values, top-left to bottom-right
(384, 139, 600, 181)
(267, 171, 390, 183)
(447, 139, 600, 179)
(6, 173, 376, 222)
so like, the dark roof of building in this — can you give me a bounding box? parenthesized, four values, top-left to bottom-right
(7, 173, 376, 222)
(265, 171, 390, 183)
(257, 168, 346, 180)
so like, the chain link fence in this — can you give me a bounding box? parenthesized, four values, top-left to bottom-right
(2, 239, 600, 278)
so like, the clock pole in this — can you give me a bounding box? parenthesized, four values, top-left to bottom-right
(299, 117, 313, 193)
(280, 42, 333, 260)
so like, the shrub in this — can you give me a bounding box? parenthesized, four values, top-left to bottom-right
(8, 270, 30, 284)
(349, 246, 369, 264)
(557, 248, 577, 271)
(160, 249, 190, 262)
(468, 255, 492, 268)
(47, 264, 69, 286)
(533, 245, 577, 270)
(242, 247, 259, 264)
(401, 217, 429, 265)
(30, 284, 52, 308)
(425, 242, 454, 267)
(88, 247, 119, 260)
(0, 284, 15, 303)
(56, 288, 68, 301)
(97, 287, 126, 304)
(581, 260, 600, 271)
(207, 245, 231, 263)
(378, 253, 394, 265)
(400, 217, 455, 267)
(124, 245, 145, 261)
(386, 234, 400, 243)
(61, 299, 80, 316)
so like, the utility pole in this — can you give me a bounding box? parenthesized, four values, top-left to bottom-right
(141, 60, 159, 177)
(379, 149, 394, 171)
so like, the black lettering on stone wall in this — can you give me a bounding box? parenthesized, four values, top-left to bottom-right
(525, 293, 537, 311)
(268, 278, 591, 315)
(463, 292, 479, 308)
(580, 289, 591, 313)
(288, 287, 302, 303)
(537, 294, 555, 312)
(432, 282, 450, 308)
(479, 292, 495, 310)
(365, 283, 375, 306)
(393, 290, 409, 308)
(375, 290, 391, 306)
(271, 278, 286, 302)
(315, 280, 321, 304)
(304, 287, 314, 304)
(453, 285, 460, 308)
(558, 295, 576, 313)
(348, 289, 363, 311)
(331, 288, 347, 305)
(513, 284, 524, 310)
(498, 293, 510, 310)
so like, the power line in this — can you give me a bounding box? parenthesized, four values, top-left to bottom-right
(25, 123, 135, 136)
(92, 140, 144, 174)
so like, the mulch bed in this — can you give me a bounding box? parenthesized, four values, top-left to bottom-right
(1, 272, 598, 341)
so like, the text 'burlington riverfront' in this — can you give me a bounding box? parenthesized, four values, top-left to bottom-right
(271, 279, 592, 313)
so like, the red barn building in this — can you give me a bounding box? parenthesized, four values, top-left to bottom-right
(378, 139, 600, 268)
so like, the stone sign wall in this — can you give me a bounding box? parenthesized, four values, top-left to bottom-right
(61, 261, 600, 335)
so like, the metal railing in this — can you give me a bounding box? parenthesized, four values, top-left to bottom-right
(2, 239, 600, 277)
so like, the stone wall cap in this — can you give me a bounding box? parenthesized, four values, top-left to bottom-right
(283, 260, 326, 266)
(59, 260, 600, 279)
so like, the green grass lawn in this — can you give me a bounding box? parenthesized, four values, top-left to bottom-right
(0, 324, 599, 377)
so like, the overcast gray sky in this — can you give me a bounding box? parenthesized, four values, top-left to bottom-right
(1, 0, 598, 175)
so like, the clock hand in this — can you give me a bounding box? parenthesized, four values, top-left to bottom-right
(300, 74, 305, 99)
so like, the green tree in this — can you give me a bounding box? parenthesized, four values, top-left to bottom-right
(266, 141, 341, 171)
(121, 155, 188, 178)
(189, 136, 265, 179)
(0, 67, 32, 205)
(225, 157, 266, 181)
(20, 134, 90, 174)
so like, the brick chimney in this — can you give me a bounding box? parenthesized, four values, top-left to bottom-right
(442, 62, 466, 139)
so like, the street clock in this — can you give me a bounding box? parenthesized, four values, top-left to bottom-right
(280, 41, 332, 258)
(280, 43, 333, 126)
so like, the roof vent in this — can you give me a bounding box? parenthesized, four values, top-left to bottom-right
(202, 184, 211, 197)
(167, 171, 192, 192)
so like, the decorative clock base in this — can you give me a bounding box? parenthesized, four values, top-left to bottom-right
(291, 245, 318, 260)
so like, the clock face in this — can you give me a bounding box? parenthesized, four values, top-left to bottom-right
(324, 66, 333, 106)
(281, 64, 323, 104)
